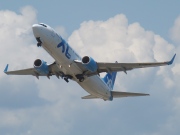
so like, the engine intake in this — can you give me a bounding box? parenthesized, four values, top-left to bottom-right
(34, 59, 49, 75)
(82, 56, 98, 72)
(82, 56, 90, 64)
(34, 59, 42, 67)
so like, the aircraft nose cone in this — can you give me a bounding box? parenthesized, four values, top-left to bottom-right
(32, 24, 39, 30)
(32, 24, 41, 37)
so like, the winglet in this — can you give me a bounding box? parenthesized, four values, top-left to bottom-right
(4, 64, 9, 73)
(167, 54, 176, 65)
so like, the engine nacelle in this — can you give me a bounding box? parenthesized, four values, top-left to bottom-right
(34, 59, 49, 75)
(82, 56, 98, 72)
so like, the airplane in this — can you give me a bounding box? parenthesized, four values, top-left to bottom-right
(4, 23, 176, 101)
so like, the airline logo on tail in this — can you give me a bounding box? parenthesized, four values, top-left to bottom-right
(103, 72, 117, 90)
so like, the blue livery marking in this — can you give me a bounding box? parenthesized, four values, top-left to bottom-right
(57, 40, 65, 53)
(65, 46, 71, 59)
(167, 54, 176, 65)
(57, 39, 71, 59)
(4, 64, 9, 73)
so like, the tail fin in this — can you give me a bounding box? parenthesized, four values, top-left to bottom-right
(103, 71, 117, 90)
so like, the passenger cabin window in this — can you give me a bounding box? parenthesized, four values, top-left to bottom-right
(39, 23, 47, 27)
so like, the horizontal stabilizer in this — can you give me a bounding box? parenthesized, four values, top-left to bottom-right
(82, 95, 99, 99)
(112, 91, 149, 98)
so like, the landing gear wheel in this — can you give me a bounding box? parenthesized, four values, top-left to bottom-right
(37, 42, 41, 47)
(64, 77, 69, 83)
(79, 77, 84, 82)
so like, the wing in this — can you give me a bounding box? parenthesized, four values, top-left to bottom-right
(75, 54, 176, 76)
(4, 64, 36, 75)
(4, 62, 62, 78)
(112, 91, 149, 98)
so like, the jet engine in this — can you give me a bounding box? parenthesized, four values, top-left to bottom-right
(82, 56, 98, 72)
(34, 59, 49, 75)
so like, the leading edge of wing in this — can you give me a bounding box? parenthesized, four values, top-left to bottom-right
(112, 91, 149, 98)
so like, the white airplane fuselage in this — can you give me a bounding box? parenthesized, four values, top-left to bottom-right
(32, 24, 112, 100)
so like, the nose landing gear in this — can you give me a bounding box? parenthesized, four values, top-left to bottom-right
(36, 37, 42, 47)
(37, 42, 42, 47)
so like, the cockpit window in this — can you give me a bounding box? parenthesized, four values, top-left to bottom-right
(39, 23, 47, 27)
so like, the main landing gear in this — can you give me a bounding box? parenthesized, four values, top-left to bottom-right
(79, 77, 84, 82)
(64, 74, 84, 83)
(76, 74, 85, 82)
(55, 71, 73, 83)
(64, 77, 69, 83)
(63, 75, 73, 83)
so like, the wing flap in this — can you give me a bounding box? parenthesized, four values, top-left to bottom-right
(112, 91, 149, 98)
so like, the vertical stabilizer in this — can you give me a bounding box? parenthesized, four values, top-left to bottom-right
(102, 71, 117, 90)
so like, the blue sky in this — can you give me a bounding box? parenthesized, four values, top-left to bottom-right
(1, 0, 179, 40)
(0, 1, 180, 135)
